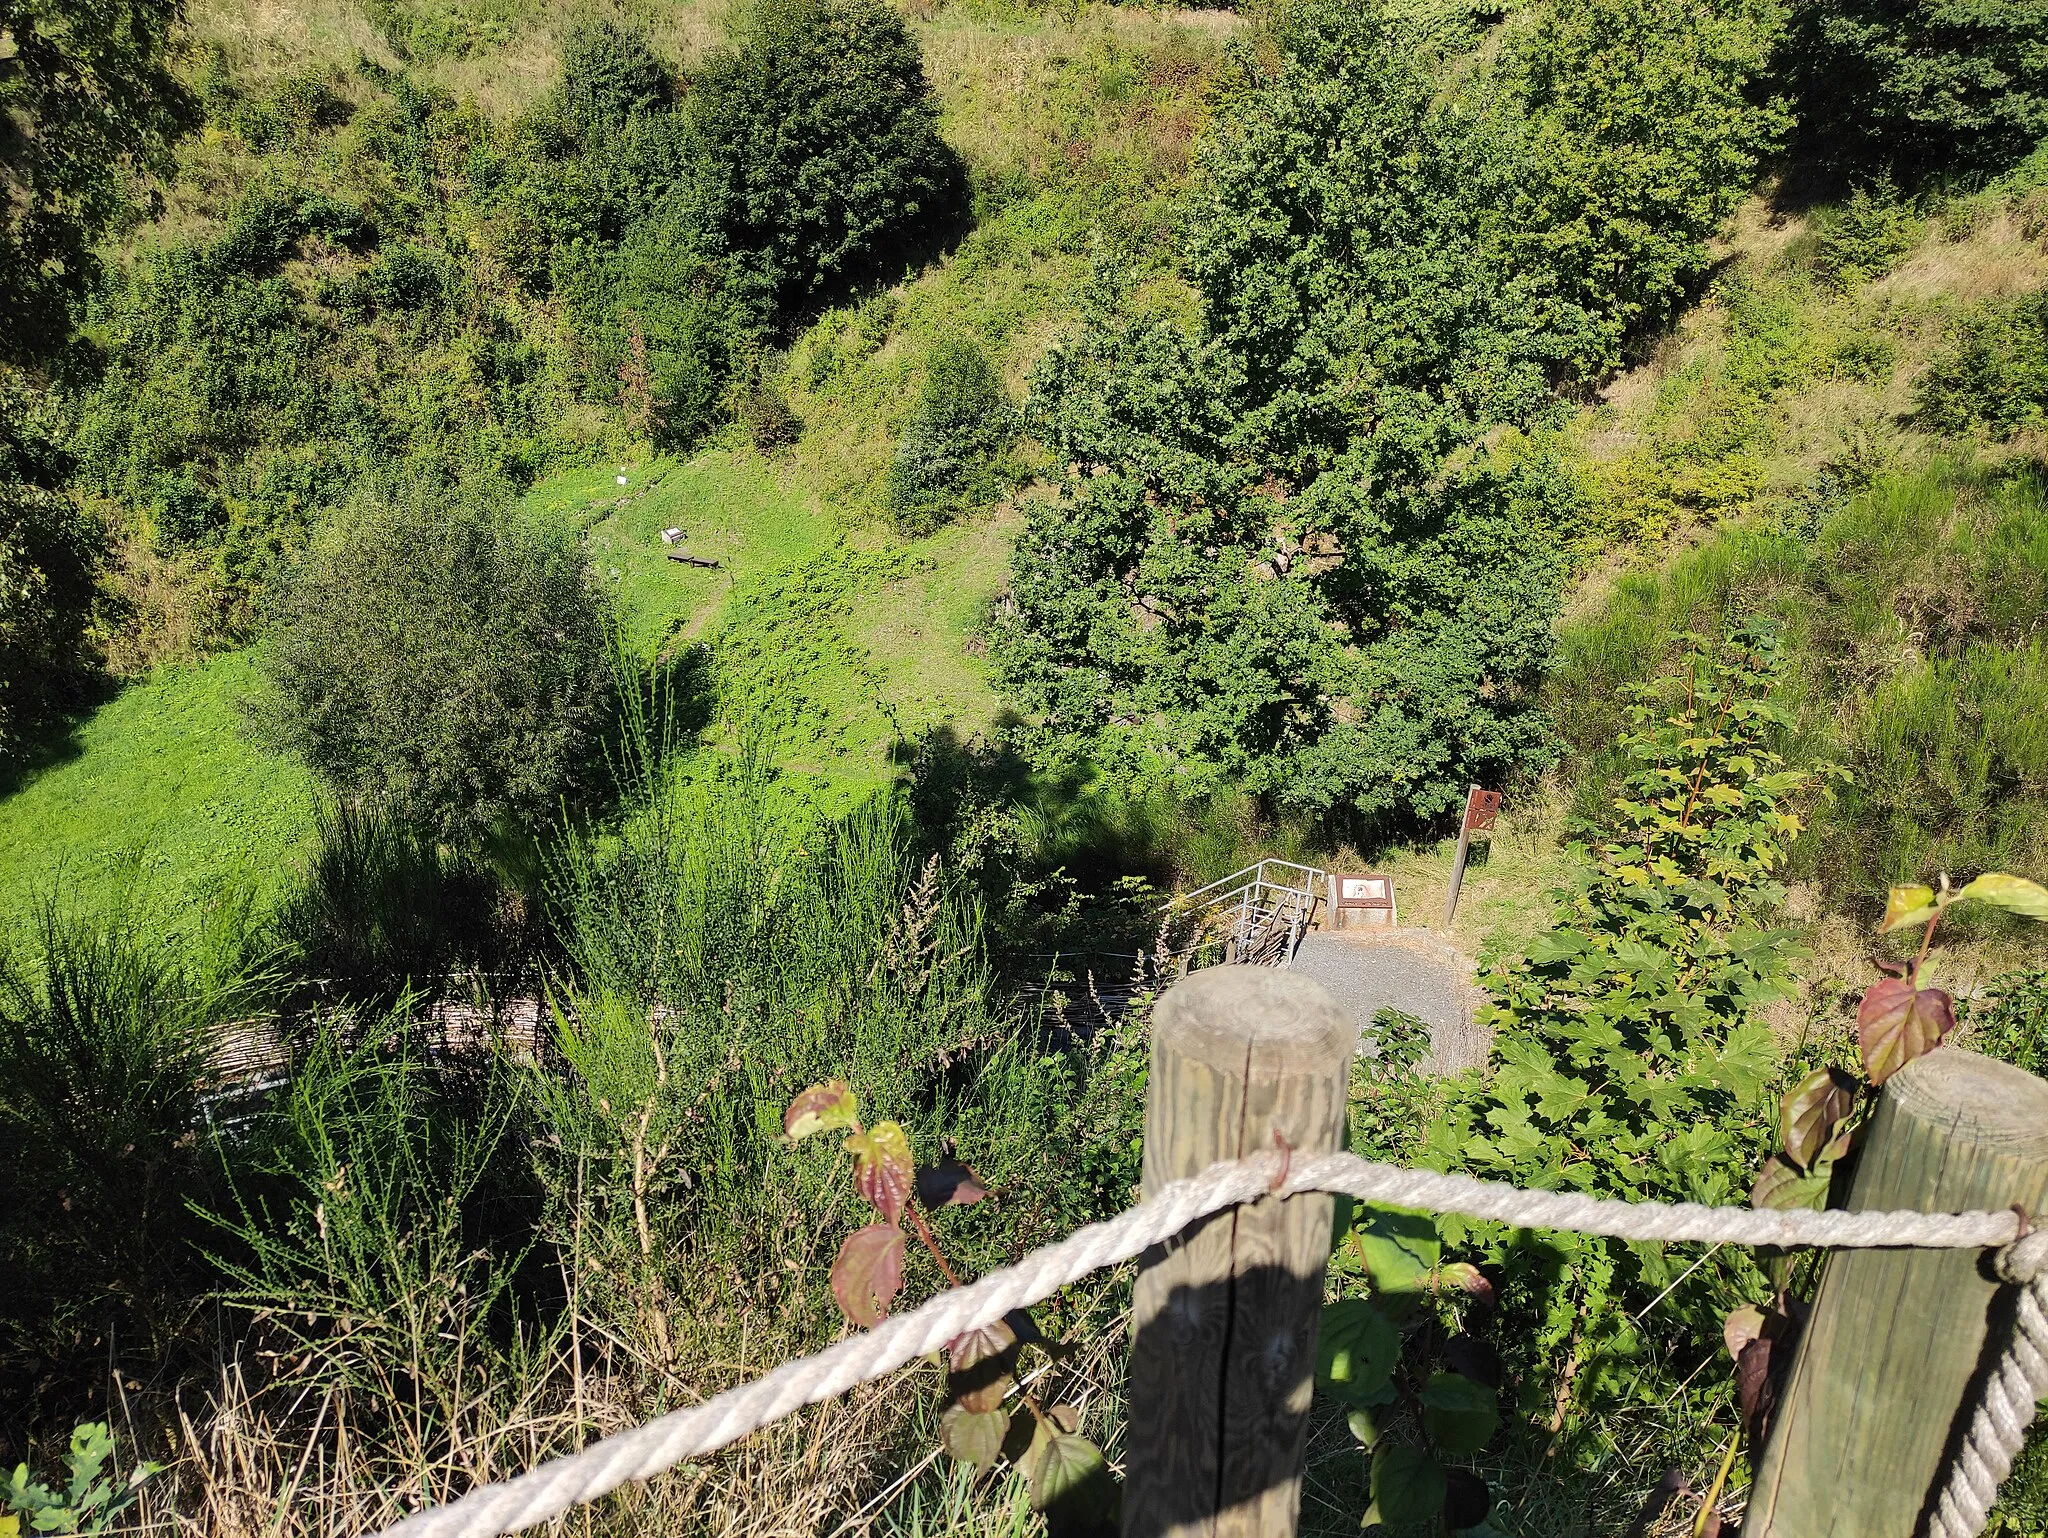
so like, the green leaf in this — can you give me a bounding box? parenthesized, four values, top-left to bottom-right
(846, 1121, 914, 1222)
(1751, 1154, 1830, 1211)
(1877, 885, 1938, 934)
(939, 1405, 1011, 1469)
(1954, 872, 2048, 922)
(1355, 1204, 1440, 1293)
(785, 1080, 859, 1141)
(829, 1223, 905, 1327)
(1346, 1408, 1380, 1449)
(1367, 1444, 1446, 1528)
(1316, 1299, 1400, 1406)
(1858, 977, 1956, 1085)
(1779, 1065, 1858, 1172)
(1022, 1429, 1119, 1538)
(1420, 1371, 1499, 1455)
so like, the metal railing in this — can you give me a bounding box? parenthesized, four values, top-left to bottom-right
(1160, 858, 1327, 970)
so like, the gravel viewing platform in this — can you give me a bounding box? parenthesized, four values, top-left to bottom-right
(1290, 927, 1489, 1074)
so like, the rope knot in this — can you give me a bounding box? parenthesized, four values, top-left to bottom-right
(1993, 1228, 2048, 1286)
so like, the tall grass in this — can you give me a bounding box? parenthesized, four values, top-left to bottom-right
(269, 800, 522, 1009)
(0, 901, 270, 1444)
(43, 713, 1143, 1533)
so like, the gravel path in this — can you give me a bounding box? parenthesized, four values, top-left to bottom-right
(1289, 929, 1489, 1074)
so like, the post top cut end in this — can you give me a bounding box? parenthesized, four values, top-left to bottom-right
(1890, 1046, 2048, 1154)
(1155, 966, 1358, 1071)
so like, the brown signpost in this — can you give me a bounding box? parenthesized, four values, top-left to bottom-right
(1441, 786, 1501, 927)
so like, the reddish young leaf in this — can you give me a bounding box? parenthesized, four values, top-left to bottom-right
(1735, 1336, 1777, 1444)
(947, 1317, 1018, 1373)
(1858, 977, 1957, 1085)
(947, 1317, 1020, 1413)
(830, 1224, 906, 1327)
(1779, 1066, 1858, 1173)
(785, 1081, 858, 1142)
(1438, 1262, 1495, 1309)
(846, 1121, 914, 1222)
(1723, 1305, 1765, 1362)
(917, 1159, 990, 1209)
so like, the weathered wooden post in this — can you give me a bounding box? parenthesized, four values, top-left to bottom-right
(1124, 968, 1359, 1538)
(1741, 1048, 2048, 1538)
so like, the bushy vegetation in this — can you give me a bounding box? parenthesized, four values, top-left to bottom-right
(11, 0, 2048, 1528)
(995, 0, 1784, 839)
(1785, 0, 2048, 180)
(889, 335, 1018, 533)
(48, 0, 961, 683)
(0, 385, 97, 757)
(1917, 287, 2048, 439)
(254, 479, 612, 845)
(1556, 460, 2048, 901)
(0, 0, 193, 367)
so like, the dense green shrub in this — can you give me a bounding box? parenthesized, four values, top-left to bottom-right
(1916, 289, 2048, 439)
(994, 0, 1785, 834)
(684, 0, 968, 316)
(1784, 0, 2048, 181)
(888, 336, 1016, 533)
(1506, 0, 1789, 373)
(0, 0, 194, 365)
(0, 382, 97, 759)
(1805, 179, 1923, 289)
(558, 19, 674, 141)
(254, 479, 612, 845)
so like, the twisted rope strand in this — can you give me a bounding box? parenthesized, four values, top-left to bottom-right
(378, 1151, 2037, 1538)
(1927, 1233, 2048, 1538)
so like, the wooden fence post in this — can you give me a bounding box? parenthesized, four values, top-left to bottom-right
(1741, 1047, 2048, 1538)
(1123, 968, 1359, 1538)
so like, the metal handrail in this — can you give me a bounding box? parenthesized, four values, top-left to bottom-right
(1165, 857, 1326, 913)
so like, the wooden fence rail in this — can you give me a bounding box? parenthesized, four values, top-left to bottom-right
(1124, 970, 2048, 1538)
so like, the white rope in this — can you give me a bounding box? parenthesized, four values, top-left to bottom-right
(378, 1151, 2039, 1538)
(1927, 1232, 2048, 1538)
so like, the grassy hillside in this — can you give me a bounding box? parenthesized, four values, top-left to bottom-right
(0, 0, 1224, 933)
(1550, 171, 2048, 900)
(0, 651, 317, 928)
